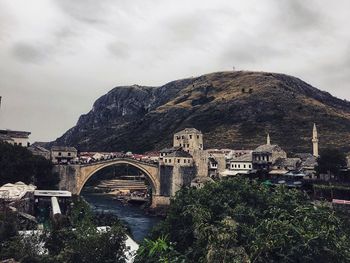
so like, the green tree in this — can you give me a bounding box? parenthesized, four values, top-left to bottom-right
(135, 236, 186, 263)
(137, 178, 350, 263)
(0, 142, 58, 189)
(316, 148, 347, 180)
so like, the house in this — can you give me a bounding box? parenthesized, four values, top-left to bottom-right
(269, 158, 302, 176)
(252, 134, 287, 171)
(0, 182, 36, 214)
(28, 145, 50, 160)
(173, 128, 203, 154)
(208, 157, 218, 177)
(295, 153, 318, 177)
(228, 153, 253, 176)
(206, 149, 233, 177)
(0, 129, 31, 147)
(159, 146, 182, 159)
(161, 149, 193, 167)
(51, 146, 78, 164)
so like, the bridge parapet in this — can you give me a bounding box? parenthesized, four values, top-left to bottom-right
(79, 157, 159, 168)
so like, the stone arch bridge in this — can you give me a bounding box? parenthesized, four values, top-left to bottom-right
(54, 158, 171, 207)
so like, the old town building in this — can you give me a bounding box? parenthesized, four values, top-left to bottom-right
(0, 129, 31, 147)
(51, 146, 78, 164)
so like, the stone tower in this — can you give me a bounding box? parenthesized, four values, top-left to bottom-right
(312, 123, 319, 157)
(173, 128, 203, 154)
(267, 133, 271, 145)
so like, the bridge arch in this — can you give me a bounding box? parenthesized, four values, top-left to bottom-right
(76, 159, 160, 196)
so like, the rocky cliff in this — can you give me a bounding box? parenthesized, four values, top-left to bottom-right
(53, 71, 350, 154)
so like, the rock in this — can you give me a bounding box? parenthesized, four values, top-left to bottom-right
(51, 71, 350, 153)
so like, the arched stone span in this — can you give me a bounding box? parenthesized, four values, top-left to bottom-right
(76, 158, 160, 196)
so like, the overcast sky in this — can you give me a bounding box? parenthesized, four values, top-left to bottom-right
(0, 0, 349, 142)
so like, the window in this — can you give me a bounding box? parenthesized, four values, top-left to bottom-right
(238, 164, 240, 168)
(68, 152, 71, 157)
(165, 159, 167, 163)
(200, 144, 203, 148)
(182, 136, 184, 139)
(187, 144, 189, 147)
(177, 159, 180, 163)
(169, 159, 172, 163)
(184, 159, 186, 163)
(58, 152, 62, 156)
(27, 142, 30, 147)
(244, 164, 246, 168)
(197, 135, 199, 139)
(189, 135, 192, 139)
(188, 159, 190, 163)
(249, 165, 252, 168)
(19, 142, 22, 146)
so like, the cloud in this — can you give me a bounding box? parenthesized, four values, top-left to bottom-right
(53, 0, 115, 24)
(276, 0, 322, 30)
(11, 42, 50, 63)
(107, 41, 130, 59)
(1, 0, 350, 142)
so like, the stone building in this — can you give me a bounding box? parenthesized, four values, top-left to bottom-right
(28, 145, 50, 160)
(269, 157, 302, 176)
(173, 128, 203, 154)
(160, 149, 193, 167)
(159, 146, 182, 160)
(252, 135, 287, 171)
(0, 129, 31, 147)
(51, 146, 78, 164)
(228, 153, 253, 176)
(206, 149, 232, 177)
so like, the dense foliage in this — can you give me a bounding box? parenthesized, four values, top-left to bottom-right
(316, 148, 348, 179)
(0, 197, 129, 263)
(136, 178, 350, 263)
(0, 142, 58, 189)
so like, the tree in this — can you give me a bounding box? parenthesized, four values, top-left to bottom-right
(135, 236, 186, 263)
(0, 142, 58, 189)
(316, 148, 347, 180)
(1, 196, 129, 263)
(136, 178, 350, 262)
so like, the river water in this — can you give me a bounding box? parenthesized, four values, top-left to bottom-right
(82, 192, 161, 243)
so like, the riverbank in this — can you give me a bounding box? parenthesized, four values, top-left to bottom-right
(81, 192, 162, 242)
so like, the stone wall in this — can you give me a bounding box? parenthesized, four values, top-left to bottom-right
(54, 165, 80, 193)
(159, 165, 173, 196)
(192, 150, 209, 177)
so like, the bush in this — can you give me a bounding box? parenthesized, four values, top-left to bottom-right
(136, 178, 350, 262)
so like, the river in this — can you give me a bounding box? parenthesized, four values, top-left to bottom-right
(82, 192, 162, 243)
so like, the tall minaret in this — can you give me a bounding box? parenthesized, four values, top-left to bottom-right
(267, 133, 271, 145)
(312, 123, 319, 157)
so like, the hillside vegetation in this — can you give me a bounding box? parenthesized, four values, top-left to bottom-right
(53, 71, 350, 153)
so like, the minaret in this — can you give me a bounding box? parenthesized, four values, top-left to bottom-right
(312, 123, 319, 157)
(267, 133, 271, 145)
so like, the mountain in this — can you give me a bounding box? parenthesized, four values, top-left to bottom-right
(53, 71, 350, 154)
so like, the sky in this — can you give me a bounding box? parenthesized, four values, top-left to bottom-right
(0, 0, 350, 142)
